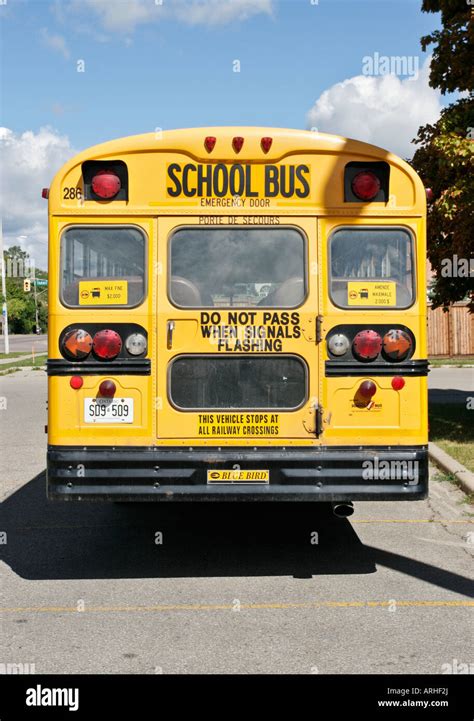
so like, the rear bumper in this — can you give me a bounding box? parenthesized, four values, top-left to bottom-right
(47, 445, 428, 502)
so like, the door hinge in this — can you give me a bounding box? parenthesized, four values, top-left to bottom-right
(316, 315, 323, 344)
(315, 404, 324, 438)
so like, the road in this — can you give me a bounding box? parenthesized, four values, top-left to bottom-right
(428, 367, 474, 404)
(0, 370, 472, 674)
(0, 334, 47, 355)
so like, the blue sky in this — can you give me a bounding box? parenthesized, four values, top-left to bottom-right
(0, 0, 448, 265)
(2, 0, 444, 148)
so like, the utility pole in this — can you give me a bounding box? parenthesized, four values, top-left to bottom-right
(33, 276, 40, 334)
(0, 229, 9, 354)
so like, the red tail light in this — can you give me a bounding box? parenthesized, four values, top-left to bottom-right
(204, 136, 216, 152)
(91, 169, 121, 199)
(98, 380, 116, 398)
(351, 171, 380, 201)
(70, 375, 83, 390)
(62, 329, 93, 360)
(261, 137, 273, 153)
(232, 136, 244, 153)
(92, 329, 122, 360)
(358, 380, 377, 398)
(383, 329, 413, 361)
(352, 330, 382, 360)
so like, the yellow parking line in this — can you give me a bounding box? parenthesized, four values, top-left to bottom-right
(0, 600, 472, 614)
(352, 519, 473, 524)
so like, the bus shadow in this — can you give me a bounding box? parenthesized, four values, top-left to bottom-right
(1, 472, 374, 579)
(1, 473, 472, 598)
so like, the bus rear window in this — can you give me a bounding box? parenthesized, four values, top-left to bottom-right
(169, 227, 306, 308)
(61, 226, 146, 307)
(329, 227, 414, 308)
(170, 356, 307, 410)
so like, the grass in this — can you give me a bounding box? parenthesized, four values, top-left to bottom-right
(429, 356, 474, 367)
(0, 356, 46, 374)
(0, 351, 35, 359)
(431, 472, 474, 506)
(429, 403, 474, 472)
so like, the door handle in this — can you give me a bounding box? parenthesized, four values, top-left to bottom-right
(167, 320, 175, 349)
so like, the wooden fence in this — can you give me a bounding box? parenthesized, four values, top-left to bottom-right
(428, 302, 474, 357)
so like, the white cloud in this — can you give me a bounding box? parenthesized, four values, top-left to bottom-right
(68, 0, 272, 33)
(306, 58, 442, 159)
(173, 0, 273, 26)
(0, 128, 76, 269)
(40, 28, 70, 59)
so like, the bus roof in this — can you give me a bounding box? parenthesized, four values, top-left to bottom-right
(60, 127, 409, 167)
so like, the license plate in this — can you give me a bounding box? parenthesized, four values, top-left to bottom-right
(207, 469, 269, 484)
(84, 398, 134, 423)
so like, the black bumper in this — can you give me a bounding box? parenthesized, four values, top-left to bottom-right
(47, 445, 428, 502)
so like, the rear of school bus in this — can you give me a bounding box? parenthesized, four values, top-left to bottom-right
(46, 127, 428, 502)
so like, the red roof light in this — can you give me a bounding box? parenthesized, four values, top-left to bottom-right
(261, 137, 273, 153)
(232, 136, 244, 153)
(351, 171, 381, 201)
(204, 136, 216, 152)
(91, 169, 121, 199)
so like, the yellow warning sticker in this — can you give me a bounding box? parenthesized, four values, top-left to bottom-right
(207, 469, 269, 484)
(198, 413, 280, 436)
(347, 281, 396, 306)
(78, 280, 128, 306)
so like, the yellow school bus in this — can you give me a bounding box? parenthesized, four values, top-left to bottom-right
(46, 127, 428, 507)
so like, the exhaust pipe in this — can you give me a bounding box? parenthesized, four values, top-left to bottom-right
(332, 502, 354, 518)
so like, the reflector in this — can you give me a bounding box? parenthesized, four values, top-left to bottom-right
(62, 329, 93, 360)
(383, 329, 412, 361)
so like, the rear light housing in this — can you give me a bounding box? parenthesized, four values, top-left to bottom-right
(352, 330, 382, 361)
(92, 329, 122, 360)
(61, 329, 93, 360)
(82, 160, 128, 201)
(344, 161, 389, 202)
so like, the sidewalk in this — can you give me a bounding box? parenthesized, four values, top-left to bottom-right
(0, 352, 47, 365)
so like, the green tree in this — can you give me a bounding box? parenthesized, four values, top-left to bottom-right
(2, 247, 48, 333)
(411, 0, 474, 310)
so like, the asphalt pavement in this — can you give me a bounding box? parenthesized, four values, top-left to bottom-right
(0, 334, 47, 355)
(0, 369, 472, 674)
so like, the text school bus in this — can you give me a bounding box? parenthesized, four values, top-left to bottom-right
(46, 127, 428, 507)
